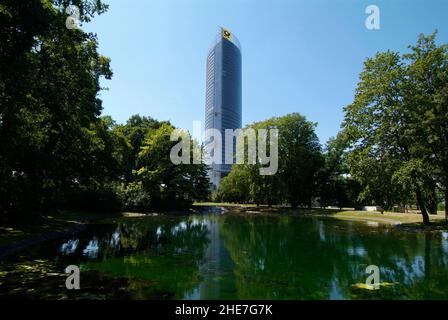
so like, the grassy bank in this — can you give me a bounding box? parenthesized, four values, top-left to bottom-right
(328, 210, 445, 225)
(194, 202, 447, 228)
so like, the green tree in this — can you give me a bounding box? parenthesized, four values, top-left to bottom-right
(342, 32, 448, 224)
(134, 124, 210, 209)
(404, 32, 448, 222)
(111, 115, 166, 182)
(218, 165, 251, 203)
(219, 113, 323, 208)
(316, 132, 360, 209)
(254, 113, 323, 208)
(343, 50, 431, 222)
(0, 0, 112, 219)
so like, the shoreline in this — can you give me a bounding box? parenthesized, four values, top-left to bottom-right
(194, 203, 447, 229)
(1, 206, 446, 259)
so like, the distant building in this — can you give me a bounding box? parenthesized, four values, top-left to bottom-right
(204, 28, 242, 189)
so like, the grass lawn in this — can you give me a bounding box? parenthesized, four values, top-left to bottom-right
(328, 210, 446, 225)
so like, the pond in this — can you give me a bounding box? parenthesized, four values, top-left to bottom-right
(1, 209, 448, 299)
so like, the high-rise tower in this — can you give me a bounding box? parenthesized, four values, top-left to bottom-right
(205, 28, 242, 189)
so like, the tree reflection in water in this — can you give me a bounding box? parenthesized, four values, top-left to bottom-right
(1, 214, 448, 299)
(219, 215, 448, 299)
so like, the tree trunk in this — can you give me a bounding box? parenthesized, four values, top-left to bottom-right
(416, 187, 430, 226)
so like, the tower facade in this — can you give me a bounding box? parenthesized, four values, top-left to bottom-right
(205, 28, 242, 189)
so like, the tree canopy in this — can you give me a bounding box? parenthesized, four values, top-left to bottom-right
(218, 113, 323, 208)
(342, 32, 448, 224)
(0, 1, 210, 220)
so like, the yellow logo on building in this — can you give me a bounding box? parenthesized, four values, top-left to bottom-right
(222, 28, 232, 41)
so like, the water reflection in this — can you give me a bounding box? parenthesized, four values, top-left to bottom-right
(216, 215, 448, 299)
(75, 217, 212, 299)
(60, 239, 79, 255)
(1, 213, 448, 299)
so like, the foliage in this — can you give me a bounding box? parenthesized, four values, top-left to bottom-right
(217, 165, 252, 203)
(316, 132, 361, 209)
(0, 2, 209, 219)
(115, 182, 152, 213)
(218, 113, 323, 207)
(0, 0, 112, 218)
(342, 32, 448, 224)
(111, 115, 167, 182)
(134, 124, 210, 209)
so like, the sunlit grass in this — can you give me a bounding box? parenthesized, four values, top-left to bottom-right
(194, 202, 447, 227)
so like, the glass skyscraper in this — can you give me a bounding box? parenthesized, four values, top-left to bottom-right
(205, 28, 242, 189)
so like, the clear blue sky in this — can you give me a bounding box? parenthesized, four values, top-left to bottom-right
(84, 0, 448, 145)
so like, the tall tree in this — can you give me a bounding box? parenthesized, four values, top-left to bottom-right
(343, 33, 448, 225)
(343, 50, 432, 223)
(134, 124, 210, 209)
(0, 0, 111, 218)
(219, 113, 323, 208)
(404, 32, 448, 223)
